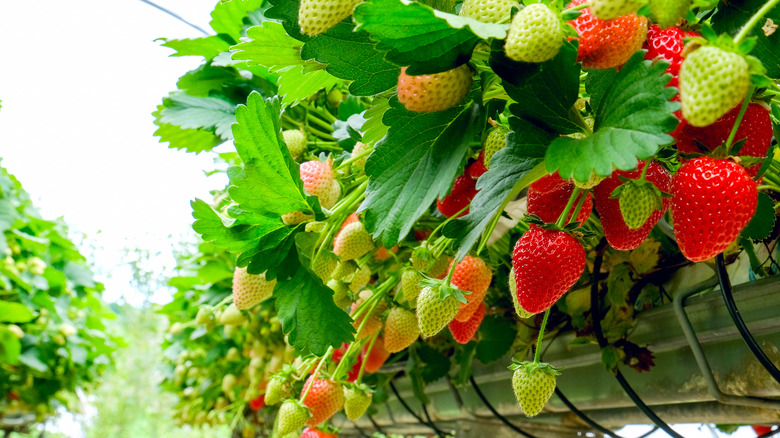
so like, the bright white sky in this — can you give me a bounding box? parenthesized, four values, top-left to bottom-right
(0, 1, 768, 437)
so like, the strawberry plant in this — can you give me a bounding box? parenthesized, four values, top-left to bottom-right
(0, 163, 119, 423)
(155, 0, 780, 435)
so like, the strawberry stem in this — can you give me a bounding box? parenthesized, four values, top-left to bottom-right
(555, 186, 582, 228)
(333, 286, 388, 379)
(734, 0, 780, 45)
(300, 346, 334, 403)
(533, 308, 551, 364)
(561, 2, 589, 15)
(357, 331, 380, 382)
(335, 147, 373, 172)
(724, 89, 755, 152)
(639, 160, 651, 181)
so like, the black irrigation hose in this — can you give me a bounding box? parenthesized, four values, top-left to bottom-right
(469, 375, 539, 438)
(638, 427, 661, 438)
(590, 239, 685, 438)
(388, 378, 449, 436)
(716, 254, 780, 385)
(421, 403, 448, 438)
(366, 415, 386, 436)
(553, 387, 625, 438)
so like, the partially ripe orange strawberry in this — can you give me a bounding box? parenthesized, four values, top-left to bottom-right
(397, 65, 472, 112)
(449, 302, 485, 344)
(363, 337, 391, 373)
(283, 159, 340, 225)
(301, 376, 344, 427)
(384, 307, 420, 353)
(450, 255, 492, 322)
(232, 267, 276, 310)
(352, 290, 387, 340)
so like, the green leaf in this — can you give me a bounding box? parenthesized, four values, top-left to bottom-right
(158, 93, 237, 140)
(301, 23, 400, 96)
(415, 342, 450, 383)
(360, 98, 391, 146)
(360, 96, 483, 247)
(453, 341, 477, 386)
(741, 192, 776, 241)
(158, 36, 232, 60)
(230, 92, 313, 217)
(0, 301, 35, 323)
(443, 118, 551, 260)
(354, 0, 507, 75)
(231, 22, 307, 69)
(274, 266, 355, 355)
(265, 0, 312, 43)
(210, 0, 265, 43)
(153, 119, 223, 153)
(19, 348, 49, 373)
(476, 315, 516, 363)
(546, 52, 678, 183)
(176, 65, 239, 97)
(0, 326, 21, 364)
(711, 0, 780, 78)
(503, 43, 583, 134)
(606, 263, 633, 307)
(276, 65, 342, 107)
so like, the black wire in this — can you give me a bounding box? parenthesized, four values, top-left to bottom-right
(638, 427, 660, 438)
(716, 253, 780, 384)
(468, 375, 538, 438)
(590, 238, 685, 438)
(422, 403, 448, 438)
(388, 378, 448, 436)
(553, 387, 625, 438)
(366, 415, 386, 436)
(137, 0, 210, 35)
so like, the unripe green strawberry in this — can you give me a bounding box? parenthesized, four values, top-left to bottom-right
(348, 264, 371, 293)
(332, 261, 357, 281)
(326, 279, 351, 309)
(298, 0, 361, 36)
(277, 399, 311, 435)
(218, 304, 246, 326)
(614, 181, 663, 229)
(679, 46, 750, 127)
(401, 268, 423, 305)
(232, 267, 276, 310)
(343, 383, 372, 420)
(590, 0, 643, 20)
(351, 141, 370, 172)
(282, 129, 307, 159)
(459, 0, 520, 23)
(648, 0, 691, 29)
(333, 221, 375, 261)
(265, 375, 289, 406)
(510, 361, 559, 417)
(505, 3, 564, 63)
(397, 65, 472, 113)
(312, 254, 338, 282)
(508, 268, 535, 319)
(384, 307, 420, 353)
(195, 307, 211, 325)
(222, 373, 237, 395)
(417, 286, 461, 338)
(484, 125, 509, 169)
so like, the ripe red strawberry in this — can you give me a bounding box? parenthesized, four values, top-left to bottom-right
(352, 290, 387, 340)
(282, 129, 307, 159)
(385, 307, 420, 352)
(249, 394, 265, 410)
(675, 102, 772, 178)
(643, 26, 700, 89)
(567, 0, 648, 69)
(449, 302, 485, 344)
(527, 173, 593, 225)
(512, 226, 586, 314)
(363, 337, 391, 373)
(593, 161, 671, 250)
(277, 399, 311, 435)
(417, 286, 461, 337)
(459, 0, 520, 23)
(671, 157, 758, 262)
(299, 0, 361, 36)
(301, 376, 344, 426)
(332, 343, 362, 382)
(397, 65, 472, 112)
(343, 383, 372, 420)
(232, 267, 277, 310)
(469, 150, 489, 179)
(334, 221, 375, 261)
(510, 361, 559, 417)
(300, 427, 338, 438)
(437, 173, 478, 218)
(449, 255, 492, 322)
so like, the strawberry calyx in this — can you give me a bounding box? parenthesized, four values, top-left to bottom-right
(524, 214, 595, 245)
(507, 358, 562, 376)
(343, 381, 372, 397)
(419, 276, 471, 304)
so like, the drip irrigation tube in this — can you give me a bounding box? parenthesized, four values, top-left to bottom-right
(716, 254, 780, 385)
(590, 239, 685, 438)
(469, 375, 538, 438)
(388, 378, 449, 436)
(553, 387, 625, 438)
